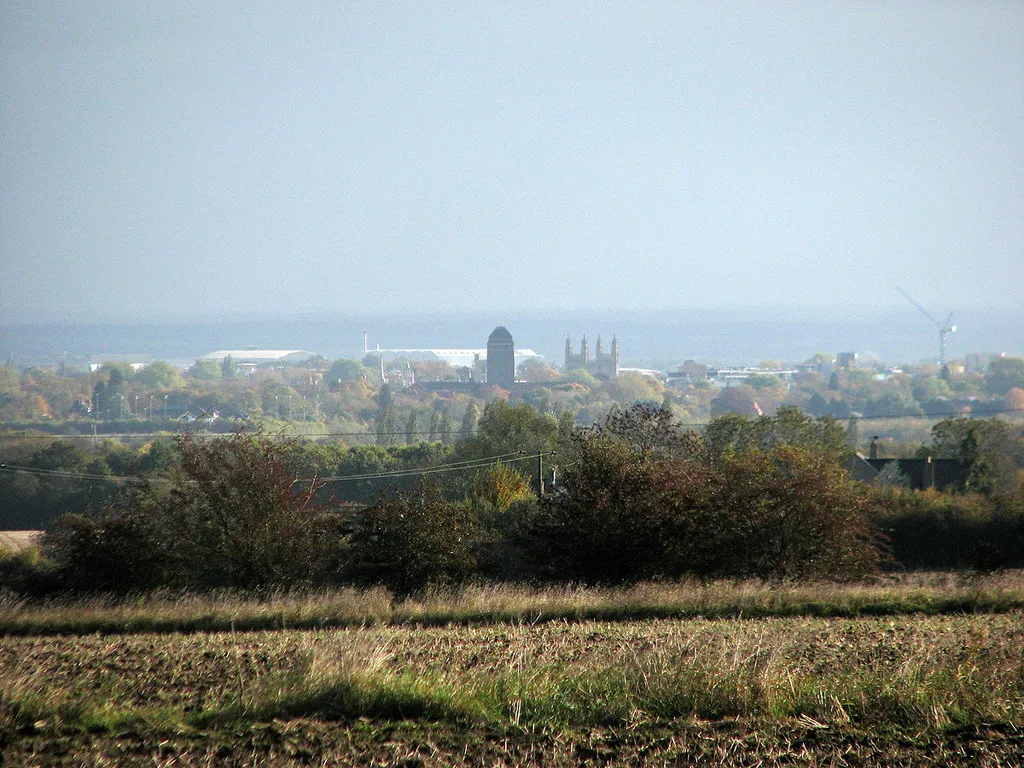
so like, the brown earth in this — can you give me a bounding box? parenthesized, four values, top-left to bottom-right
(5, 719, 1024, 767)
(3, 616, 1024, 766)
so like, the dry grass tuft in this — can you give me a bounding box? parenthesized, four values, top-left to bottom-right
(3, 613, 1023, 734)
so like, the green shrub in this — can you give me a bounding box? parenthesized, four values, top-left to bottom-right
(475, 497, 545, 582)
(532, 433, 671, 583)
(532, 410, 881, 583)
(44, 510, 167, 592)
(663, 446, 881, 580)
(0, 544, 57, 597)
(873, 487, 1024, 571)
(346, 483, 481, 596)
(43, 431, 345, 593)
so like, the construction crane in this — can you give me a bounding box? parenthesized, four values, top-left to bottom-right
(895, 286, 956, 368)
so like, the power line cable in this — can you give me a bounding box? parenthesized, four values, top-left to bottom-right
(0, 450, 554, 485)
(0, 428, 479, 441)
(0, 464, 128, 482)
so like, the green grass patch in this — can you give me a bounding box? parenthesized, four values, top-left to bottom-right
(3, 573, 1024, 637)
(7, 615, 1022, 736)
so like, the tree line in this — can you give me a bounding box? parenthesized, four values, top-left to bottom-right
(2, 404, 1023, 597)
(4, 353, 1024, 452)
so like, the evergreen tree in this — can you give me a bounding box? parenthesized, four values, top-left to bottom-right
(428, 408, 441, 442)
(376, 403, 398, 446)
(459, 401, 480, 437)
(438, 406, 454, 445)
(405, 408, 419, 445)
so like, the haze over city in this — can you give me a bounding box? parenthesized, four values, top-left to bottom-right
(2, 2, 1021, 327)
(5, 12, 1024, 761)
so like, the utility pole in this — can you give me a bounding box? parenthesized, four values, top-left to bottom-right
(536, 450, 544, 498)
(535, 450, 556, 498)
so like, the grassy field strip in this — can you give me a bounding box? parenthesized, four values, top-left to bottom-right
(0, 531, 40, 552)
(2, 574, 1024, 636)
(2, 615, 1024, 736)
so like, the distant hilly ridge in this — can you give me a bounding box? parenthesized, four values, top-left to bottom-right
(3, 307, 1022, 370)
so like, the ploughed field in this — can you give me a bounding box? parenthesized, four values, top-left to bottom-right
(3, 612, 1024, 766)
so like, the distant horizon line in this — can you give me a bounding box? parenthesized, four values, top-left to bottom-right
(4, 302, 1019, 327)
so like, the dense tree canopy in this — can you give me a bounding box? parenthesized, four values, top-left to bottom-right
(985, 357, 1024, 396)
(533, 406, 879, 584)
(43, 431, 342, 591)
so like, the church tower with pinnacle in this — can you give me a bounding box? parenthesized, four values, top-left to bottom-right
(564, 333, 620, 379)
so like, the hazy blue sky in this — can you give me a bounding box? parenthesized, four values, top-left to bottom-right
(2, 2, 1021, 322)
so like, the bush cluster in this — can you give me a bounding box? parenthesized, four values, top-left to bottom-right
(533, 408, 879, 583)
(42, 432, 345, 591)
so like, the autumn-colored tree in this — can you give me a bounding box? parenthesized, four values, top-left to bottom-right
(929, 417, 1022, 495)
(516, 358, 561, 382)
(459, 401, 480, 436)
(325, 358, 369, 384)
(469, 462, 533, 511)
(709, 385, 760, 417)
(984, 357, 1024, 396)
(134, 360, 184, 390)
(188, 359, 220, 380)
(598, 402, 699, 458)
(409, 358, 458, 382)
(533, 430, 669, 583)
(661, 446, 880, 580)
(461, 400, 560, 457)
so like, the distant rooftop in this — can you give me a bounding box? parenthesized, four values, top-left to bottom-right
(198, 350, 317, 363)
(88, 354, 152, 372)
(90, 354, 152, 364)
(619, 367, 663, 379)
(375, 348, 541, 369)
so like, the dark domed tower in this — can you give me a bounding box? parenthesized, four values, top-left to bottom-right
(486, 326, 515, 389)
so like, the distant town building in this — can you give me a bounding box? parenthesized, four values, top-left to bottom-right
(665, 360, 709, 386)
(372, 347, 540, 371)
(619, 367, 663, 379)
(88, 354, 152, 373)
(486, 326, 516, 389)
(198, 350, 318, 366)
(845, 452, 966, 492)
(564, 335, 620, 380)
(836, 352, 857, 368)
(703, 366, 798, 386)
